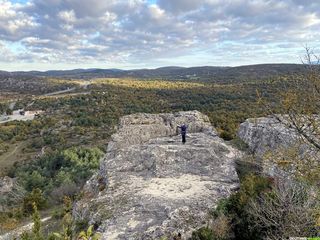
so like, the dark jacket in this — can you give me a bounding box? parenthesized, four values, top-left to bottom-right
(179, 125, 187, 135)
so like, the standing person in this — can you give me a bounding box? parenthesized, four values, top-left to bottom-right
(178, 124, 188, 144)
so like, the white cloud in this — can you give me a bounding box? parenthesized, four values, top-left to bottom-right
(0, 0, 37, 41)
(58, 10, 76, 23)
(0, 0, 320, 70)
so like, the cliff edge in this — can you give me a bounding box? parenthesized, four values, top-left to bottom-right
(74, 111, 240, 239)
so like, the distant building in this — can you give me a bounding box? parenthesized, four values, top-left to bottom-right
(25, 110, 44, 116)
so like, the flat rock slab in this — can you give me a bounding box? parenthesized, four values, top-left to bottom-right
(74, 111, 240, 239)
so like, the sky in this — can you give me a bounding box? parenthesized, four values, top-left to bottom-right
(0, 0, 320, 71)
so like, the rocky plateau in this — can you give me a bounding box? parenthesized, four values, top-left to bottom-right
(74, 111, 241, 240)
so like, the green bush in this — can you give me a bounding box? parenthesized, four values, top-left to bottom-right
(192, 174, 273, 240)
(20, 203, 45, 240)
(22, 188, 47, 215)
(14, 147, 103, 202)
(194, 172, 319, 240)
(225, 174, 272, 239)
(19, 171, 47, 192)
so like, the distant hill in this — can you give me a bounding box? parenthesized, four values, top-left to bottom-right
(0, 71, 76, 94)
(0, 64, 312, 83)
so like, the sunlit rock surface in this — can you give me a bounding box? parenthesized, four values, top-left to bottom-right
(238, 116, 320, 178)
(74, 111, 240, 239)
(238, 117, 299, 156)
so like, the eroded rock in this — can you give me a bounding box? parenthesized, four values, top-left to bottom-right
(238, 117, 299, 156)
(74, 111, 240, 239)
(0, 176, 15, 194)
(0, 176, 17, 212)
(238, 116, 320, 178)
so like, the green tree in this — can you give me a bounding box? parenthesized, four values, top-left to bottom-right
(20, 203, 44, 240)
(19, 171, 47, 192)
(32, 203, 44, 240)
(5, 108, 13, 115)
(23, 188, 46, 215)
(52, 196, 74, 240)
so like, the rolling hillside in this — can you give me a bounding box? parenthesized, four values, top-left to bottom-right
(1, 64, 310, 83)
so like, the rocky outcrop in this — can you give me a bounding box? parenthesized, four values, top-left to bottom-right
(238, 117, 299, 156)
(0, 177, 17, 212)
(238, 116, 320, 178)
(74, 111, 240, 239)
(0, 176, 15, 194)
(106, 110, 215, 153)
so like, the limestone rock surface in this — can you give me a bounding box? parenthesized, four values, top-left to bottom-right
(238, 117, 299, 156)
(0, 176, 18, 212)
(74, 111, 240, 239)
(238, 116, 320, 178)
(0, 176, 14, 194)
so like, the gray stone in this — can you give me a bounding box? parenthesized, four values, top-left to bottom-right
(0, 176, 15, 212)
(238, 117, 299, 156)
(75, 111, 240, 239)
(107, 110, 216, 153)
(238, 116, 320, 178)
(0, 176, 15, 194)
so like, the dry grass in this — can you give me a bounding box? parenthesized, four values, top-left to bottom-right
(0, 140, 35, 176)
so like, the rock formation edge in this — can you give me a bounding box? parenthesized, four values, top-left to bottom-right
(74, 111, 241, 240)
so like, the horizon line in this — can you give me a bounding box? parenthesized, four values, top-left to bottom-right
(0, 62, 302, 73)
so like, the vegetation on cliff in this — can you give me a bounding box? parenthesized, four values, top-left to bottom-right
(191, 49, 320, 239)
(0, 58, 319, 238)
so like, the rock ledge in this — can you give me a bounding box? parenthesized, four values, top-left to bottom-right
(74, 111, 240, 239)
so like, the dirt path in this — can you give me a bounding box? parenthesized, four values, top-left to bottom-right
(0, 112, 37, 124)
(4, 145, 19, 159)
(43, 87, 76, 96)
(0, 141, 30, 174)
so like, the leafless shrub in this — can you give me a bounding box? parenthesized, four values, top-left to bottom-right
(210, 213, 233, 240)
(258, 47, 320, 186)
(248, 179, 319, 240)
